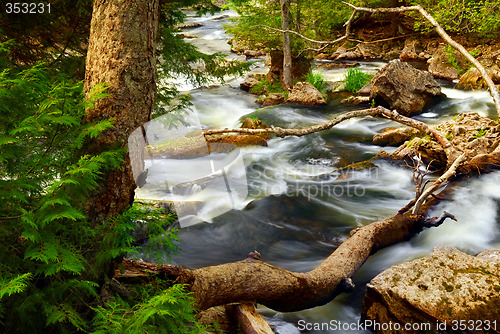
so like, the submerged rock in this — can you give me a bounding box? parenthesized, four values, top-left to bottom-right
(362, 245, 500, 333)
(368, 60, 442, 116)
(372, 127, 424, 146)
(206, 134, 268, 148)
(286, 82, 326, 105)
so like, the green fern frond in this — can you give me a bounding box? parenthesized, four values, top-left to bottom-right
(0, 273, 32, 300)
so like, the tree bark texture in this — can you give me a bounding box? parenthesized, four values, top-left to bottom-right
(84, 0, 159, 221)
(280, 0, 293, 90)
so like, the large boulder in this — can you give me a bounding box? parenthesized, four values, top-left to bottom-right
(369, 59, 442, 116)
(362, 245, 500, 333)
(286, 82, 326, 105)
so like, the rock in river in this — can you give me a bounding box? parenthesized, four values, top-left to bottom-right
(286, 82, 326, 105)
(368, 59, 442, 116)
(362, 245, 500, 333)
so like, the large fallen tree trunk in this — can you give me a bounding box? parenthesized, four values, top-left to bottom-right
(116, 201, 452, 312)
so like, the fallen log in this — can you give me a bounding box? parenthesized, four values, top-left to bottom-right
(116, 201, 453, 312)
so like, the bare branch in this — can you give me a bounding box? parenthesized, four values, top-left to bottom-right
(349, 33, 420, 45)
(204, 107, 455, 156)
(261, 25, 347, 45)
(412, 153, 467, 215)
(342, 2, 500, 118)
(203, 107, 384, 137)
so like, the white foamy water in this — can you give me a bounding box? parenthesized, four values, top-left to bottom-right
(136, 8, 500, 332)
(190, 86, 259, 128)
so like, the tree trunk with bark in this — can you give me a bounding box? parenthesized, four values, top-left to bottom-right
(280, 0, 293, 90)
(84, 0, 160, 222)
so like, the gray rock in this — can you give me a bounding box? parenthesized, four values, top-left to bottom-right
(240, 76, 261, 92)
(286, 82, 326, 105)
(428, 54, 461, 81)
(369, 59, 442, 116)
(175, 21, 203, 30)
(260, 93, 286, 106)
(362, 245, 500, 333)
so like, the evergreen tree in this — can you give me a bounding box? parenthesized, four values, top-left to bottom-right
(0, 0, 247, 332)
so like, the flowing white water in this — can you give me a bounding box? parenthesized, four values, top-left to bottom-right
(136, 10, 500, 333)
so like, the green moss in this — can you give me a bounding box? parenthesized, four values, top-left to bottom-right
(338, 160, 377, 171)
(443, 282, 454, 292)
(474, 128, 487, 138)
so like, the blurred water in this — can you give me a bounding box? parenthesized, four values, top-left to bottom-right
(135, 10, 500, 334)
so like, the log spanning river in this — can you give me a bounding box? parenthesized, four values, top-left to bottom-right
(135, 10, 500, 333)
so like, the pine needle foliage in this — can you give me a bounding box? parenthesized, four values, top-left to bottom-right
(0, 53, 200, 332)
(91, 282, 204, 334)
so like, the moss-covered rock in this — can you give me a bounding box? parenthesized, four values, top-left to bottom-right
(362, 246, 500, 333)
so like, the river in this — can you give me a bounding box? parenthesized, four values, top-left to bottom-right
(135, 10, 500, 333)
